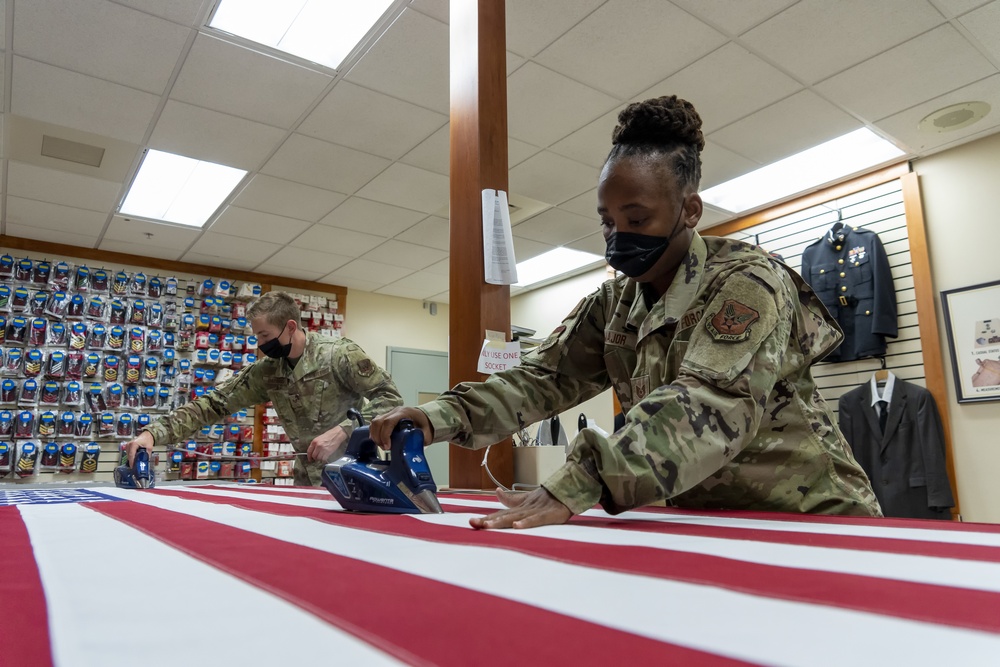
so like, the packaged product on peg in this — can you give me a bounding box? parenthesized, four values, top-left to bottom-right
(58, 442, 77, 472)
(91, 269, 109, 293)
(79, 442, 100, 473)
(112, 271, 129, 296)
(74, 265, 91, 292)
(32, 261, 52, 285)
(15, 441, 38, 477)
(49, 262, 71, 290)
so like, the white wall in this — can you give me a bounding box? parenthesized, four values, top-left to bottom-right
(344, 291, 449, 368)
(510, 267, 615, 437)
(912, 131, 1000, 523)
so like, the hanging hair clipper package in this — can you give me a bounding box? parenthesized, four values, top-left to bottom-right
(15, 441, 38, 477)
(79, 442, 100, 473)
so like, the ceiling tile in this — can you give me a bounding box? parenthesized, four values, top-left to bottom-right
(709, 91, 862, 166)
(0, 53, 5, 109)
(318, 274, 384, 292)
(114, 0, 205, 25)
(399, 124, 449, 175)
(325, 259, 414, 284)
(509, 151, 599, 205)
(536, 0, 727, 99)
(409, 0, 449, 24)
(103, 216, 201, 251)
(209, 207, 313, 244)
(375, 270, 449, 299)
(11, 56, 159, 143)
(361, 239, 447, 270)
(559, 189, 600, 220)
(424, 258, 449, 276)
(318, 197, 426, 237)
(258, 247, 353, 275)
(513, 236, 556, 262)
(669, 0, 798, 35)
(699, 141, 763, 189)
(566, 232, 607, 257)
(233, 175, 346, 222)
(742, 0, 945, 84)
(395, 216, 449, 250)
(428, 290, 449, 304)
(14, 0, 189, 94)
(261, 134, 390, 193)
(354, 163, 449, 213)
(252, 264, 328, 282)
(345, 8, 449, 114)
(930, 0, 994, 17)
(699, 205, 733, 229)
(638, 44, 802, 133)
(6, 161, 121, 212)
(814, 25, 997, 122)
(300, 81, 446, 159)
(509, 137, 543, 168)
(875, 74, 1000, 153)
(506, 51, 525, 75)
(5, 223, 98, 249)
(186, 232, 283, 265)
(290, 224, 386, 256)
(513, 207, 594, 245)
(5, 196, 108, 236)
(98, 239, 184, 261)
(149, 100, 286, 170)
(505, 0, 607, 57)
(960, 1, 1000, 61)
(170, 34, 333, 129)
(507, 62, 619, 147)
(181, 252, 261, 272)
(548, 109, 618, 168)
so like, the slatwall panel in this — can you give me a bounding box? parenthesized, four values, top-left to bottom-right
(720, 180, 922, 418)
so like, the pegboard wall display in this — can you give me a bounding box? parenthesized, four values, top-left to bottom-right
(0, 252, 265, 484)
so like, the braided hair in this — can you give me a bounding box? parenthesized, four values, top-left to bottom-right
(606, 95, 705, 191)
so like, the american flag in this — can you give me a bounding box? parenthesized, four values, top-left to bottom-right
(2, 484, 999, 666)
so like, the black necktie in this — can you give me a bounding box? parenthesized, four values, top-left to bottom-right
(877, 400, 888, 434)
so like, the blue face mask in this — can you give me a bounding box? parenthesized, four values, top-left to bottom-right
(604, 202, 686, 279)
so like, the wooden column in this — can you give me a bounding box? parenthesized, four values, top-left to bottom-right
(448, 0, 513, 489)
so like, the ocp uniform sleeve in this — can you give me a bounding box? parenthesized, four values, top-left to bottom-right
(543, 267, 791, 515)
(334, 342, 403, 438)
(420, 290, 611, 449)
(143, 363, 269, 445)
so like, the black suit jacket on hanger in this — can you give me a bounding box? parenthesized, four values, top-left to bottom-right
(838, 378, 954, 519)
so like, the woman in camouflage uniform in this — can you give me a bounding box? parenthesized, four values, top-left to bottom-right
(372, 96, 882, 528)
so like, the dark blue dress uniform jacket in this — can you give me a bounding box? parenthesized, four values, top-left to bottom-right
(801, 223, 897, 362)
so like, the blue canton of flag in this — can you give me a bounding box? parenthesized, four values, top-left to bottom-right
(0, 488, 123, 506)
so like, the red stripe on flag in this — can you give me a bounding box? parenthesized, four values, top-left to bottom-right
(87, 498, 746, 667)
(162, 489, 1000, 635)
(0, 507, 55, 667)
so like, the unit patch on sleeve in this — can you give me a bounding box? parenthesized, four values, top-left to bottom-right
(357, 359, 374, 377)
(706, 300, 760, 342)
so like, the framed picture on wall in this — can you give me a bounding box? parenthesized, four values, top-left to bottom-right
(941, 278, 1000, 403)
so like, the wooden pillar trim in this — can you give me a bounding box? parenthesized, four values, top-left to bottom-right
(448, 0, 513, 489)
(900, 172, 960, 517)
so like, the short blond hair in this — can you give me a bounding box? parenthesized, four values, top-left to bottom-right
(246, 291, 301, 329)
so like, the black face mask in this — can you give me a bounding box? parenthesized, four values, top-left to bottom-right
(605, 201, 687, 279)
(258, 322, 293, 360)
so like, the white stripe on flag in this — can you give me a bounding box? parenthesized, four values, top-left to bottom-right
(102, 489, 1000, 667)
(18, 503, 403, 667)
(164, 486, 1000, 594)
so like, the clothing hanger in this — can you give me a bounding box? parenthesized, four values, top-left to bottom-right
(874, 356, 889, 384)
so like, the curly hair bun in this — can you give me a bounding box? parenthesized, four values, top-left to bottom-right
(611, 95, 705, 153)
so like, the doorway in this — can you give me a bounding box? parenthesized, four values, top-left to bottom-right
(386, 347, 450, 487)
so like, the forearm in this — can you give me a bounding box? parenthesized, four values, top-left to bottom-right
(143, 393, 233, 445)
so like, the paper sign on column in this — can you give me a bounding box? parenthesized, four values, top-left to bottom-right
(482, 189, 518, 285)
(477, 329, 521, 374)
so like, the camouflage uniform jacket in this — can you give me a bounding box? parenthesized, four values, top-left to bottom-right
(422, 233, 882, 517)
(144, 332, 403, 485)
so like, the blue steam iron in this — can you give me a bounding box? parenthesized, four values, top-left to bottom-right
(114, 447, 155, 489)
(322, 409, 443, 514)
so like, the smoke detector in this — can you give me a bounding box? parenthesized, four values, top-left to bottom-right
(918, 101, 990, 133)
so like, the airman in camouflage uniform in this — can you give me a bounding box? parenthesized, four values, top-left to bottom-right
(421, 232, 882, 516)
(144, 332, 402, 485)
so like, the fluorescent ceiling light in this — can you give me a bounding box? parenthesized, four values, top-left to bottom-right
(208, 0, 395, 70)
(120, 150, 247, 228)
(514, 247, 604, 288)
(701, 128, 905, 214)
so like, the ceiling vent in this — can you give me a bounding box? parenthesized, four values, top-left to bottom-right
(40, 135, 106, 167)
(918, 101, 991, 134)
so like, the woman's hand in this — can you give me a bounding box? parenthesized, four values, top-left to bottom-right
(470, 487, 572, 530)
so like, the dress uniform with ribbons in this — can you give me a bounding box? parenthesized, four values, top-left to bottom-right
(801, 222, 897, 362)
